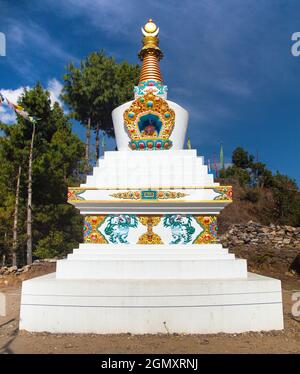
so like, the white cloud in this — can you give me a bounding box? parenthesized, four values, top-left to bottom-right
(0, 79, 64, 124)
(47, 78, 63, 107)
(7, 19, 78, 64)
(218, 79, 252, 97)
(42, 0, 135, 35)
(4, 17, 79, 81)
(1, 86, 29, 104)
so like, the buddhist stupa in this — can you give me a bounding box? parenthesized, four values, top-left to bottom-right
(19, 20, 283, 334)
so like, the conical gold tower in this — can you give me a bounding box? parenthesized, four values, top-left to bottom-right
(138, 19, 163, 83)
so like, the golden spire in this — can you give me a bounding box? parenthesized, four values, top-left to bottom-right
(138, 19, 163, 83)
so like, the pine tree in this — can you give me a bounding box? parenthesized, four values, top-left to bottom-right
(0, 84, 85, 265)
(62, 50, 140, 167)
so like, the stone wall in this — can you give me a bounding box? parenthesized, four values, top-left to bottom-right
(0, 260, 56, 286)
(0, 259, 57, 277)
(220, 221, 300, 249)
(220, 221, 300, 275)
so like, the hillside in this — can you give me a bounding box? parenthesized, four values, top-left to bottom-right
(218, 179, 277, 233)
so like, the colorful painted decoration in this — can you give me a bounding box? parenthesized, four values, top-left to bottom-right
(163, 215, 196, 244)
(83, 214, 219, 245)
(123, 92, 175, 151)
(84, 216, 107, 244)
(193, 216, 219, 244)
(213, 186, 233, 201)
(141, 190, 157, 200)
(110, 190, 188, 200)
(110, 191, 142, 200)
(137, 216, 163, 244)
(134, 80, 168, 97)
(68, 186, 231, 203)
(104, 215, 138, 244)
(67, 188, 86, 202)
(129, 139, 172, 151)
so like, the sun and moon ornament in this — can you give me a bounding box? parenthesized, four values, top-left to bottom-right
(138, 18, 163, 82)
(124, 19, 175, 151)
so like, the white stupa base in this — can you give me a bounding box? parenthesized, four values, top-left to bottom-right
(20, 272, 283, 334)
(55, 244, 247, 280)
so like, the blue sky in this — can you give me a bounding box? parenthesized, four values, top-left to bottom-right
(0, 0, 300, 184)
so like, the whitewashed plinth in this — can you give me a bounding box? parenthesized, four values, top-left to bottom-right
(19, 272, 283, 334)
(19, 147, 284, 333)
(56, 244, 247, 280)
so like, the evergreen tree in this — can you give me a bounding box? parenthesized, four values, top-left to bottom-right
(232, 147, 254, 169)
(220, 146, 300, 226)
(271, 172, 300, 226)
(0, 84, 85, 265)
(62, 50, 140, 167)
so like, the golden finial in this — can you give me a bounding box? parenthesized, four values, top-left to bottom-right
(143, 19, 158, 34)
(138, 19, 163, 83)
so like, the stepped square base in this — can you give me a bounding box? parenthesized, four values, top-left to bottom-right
(56, 244, 247, 280)
(19, 145, 284, 334)
(20, 272, 283, 334)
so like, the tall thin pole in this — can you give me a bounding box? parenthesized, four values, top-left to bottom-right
(102, 134, 106, 156)
(12, 165, 21, 267)
(27, 121, 35, 265)
(95, 122, 100, 161)
(213, 152, 218, 178)
(220, 143, 225, 171)
(85, 117, 91, 173)
(207, 159, 211, 173)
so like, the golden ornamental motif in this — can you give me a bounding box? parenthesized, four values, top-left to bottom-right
(138, 216, 161, 227)
(137, 215, 163, 244)
(139, 19, 163, 82)
(193, 216, 219, 244)
(144, 19, 158, 34)
(213, 186, 233, 201)
(137, 233, 163, 244)
(67, 187, 86, 202)
(110, 191, 188, 200)
(83, 215, 108, 244)
(124, 92, 175, 150)
(110, 191, 141, 200)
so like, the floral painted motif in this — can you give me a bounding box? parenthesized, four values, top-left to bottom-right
(193, 216, 219, 244)
(84, 216, 107, 243)
(209, 220, 218, 239)
(68, 188, 86, 202)
(134, 80, 168, 98)
(137, 216, 163, 244)
(213, 186, 233, 201)
(110, 191, 142, 200)
(83, 221, 92, 238)
(110, 190, 188, 200)
(104, 215, 138, 244)
(163, 215, 196, 244)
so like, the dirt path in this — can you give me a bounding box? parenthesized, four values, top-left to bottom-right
(0, 273, 299, 354)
